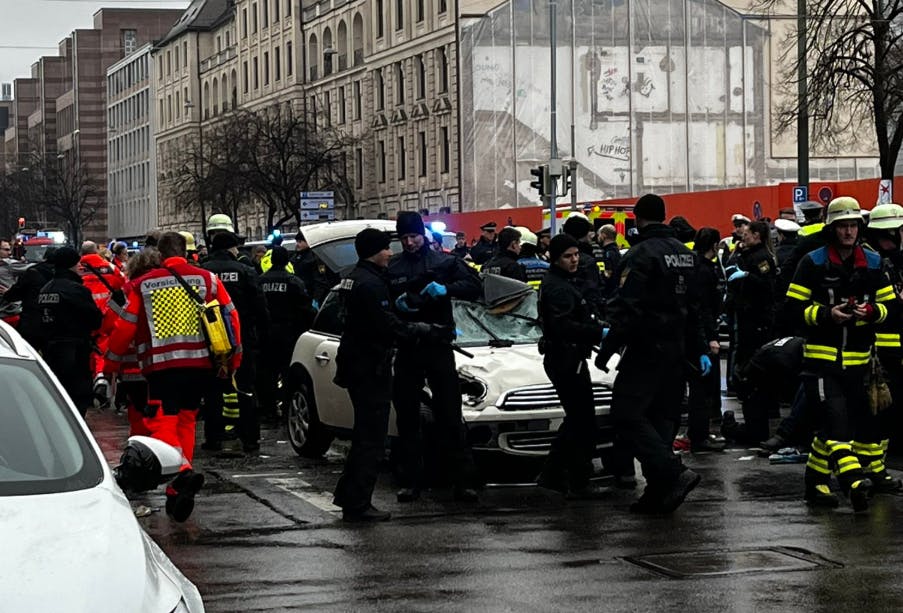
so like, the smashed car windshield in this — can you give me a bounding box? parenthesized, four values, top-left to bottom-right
(453, 292, 542, 347)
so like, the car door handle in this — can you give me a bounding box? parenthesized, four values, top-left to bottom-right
(314, 353, 331, 364)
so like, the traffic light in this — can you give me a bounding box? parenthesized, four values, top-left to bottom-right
(530, 165, 549, 197)
(561, 161, 577, 196)
(17, 217, 25, 230)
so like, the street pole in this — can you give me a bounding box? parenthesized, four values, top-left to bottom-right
(548, 0, 559, 236)
(797, 0, 809, 190)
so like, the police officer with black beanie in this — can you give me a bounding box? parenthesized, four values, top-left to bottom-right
(596, 193, 708, 514)
(38, 247, 103, 415)
(389, 211, 482, 502)
(562, 214, 605, 317)
(536, 234, 610, 499)
(334, 229, 458, 521)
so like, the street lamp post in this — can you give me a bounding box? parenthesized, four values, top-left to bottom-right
(797, 0, 809, 191)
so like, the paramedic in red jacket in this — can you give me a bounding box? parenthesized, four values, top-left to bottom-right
(106, 232, 242, 522)
(79, 241, 125, 396)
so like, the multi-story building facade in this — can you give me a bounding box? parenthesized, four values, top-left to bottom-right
(107, 44, 158, 241)
(3, 78, 39, 176)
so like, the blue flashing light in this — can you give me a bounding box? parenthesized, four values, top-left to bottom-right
(273, 229, 282, 236)
(430, 221, 447, 233)
(131, 241, 139, 248)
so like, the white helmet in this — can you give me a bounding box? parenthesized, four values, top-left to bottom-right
(207, 213, 234, 233)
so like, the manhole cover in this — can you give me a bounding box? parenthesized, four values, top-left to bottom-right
(623, 546, 842, 579)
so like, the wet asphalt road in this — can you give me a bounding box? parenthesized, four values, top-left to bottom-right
(88, 411, 903, 612)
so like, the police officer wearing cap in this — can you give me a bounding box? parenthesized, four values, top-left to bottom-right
(779, 201, 825, 292)
(595, 194, 708, 514)
(470, 221, 497, 265)
(201, 231, 270, 452)
(536, 227, 552, 261)
(38, 246, 103, 415)
(388, 211, 482, 502)
(562, 214, 605, 317)
(333, 229, 458, 521)
(483, 227, 528, 282)
(773, 218, 800, 298)
(536, 234, 610, 499)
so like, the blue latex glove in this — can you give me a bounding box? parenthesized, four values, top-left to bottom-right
(395, 294, 418, 313)
(728, 270, 749, 282)
(700, 354, 712, 377)
(600, 327, 609, 344)
(421, 281, 448, 298)
(311, 299, 320, 311)
(724, 265, 738, 277)
(455, 328, 463, 338)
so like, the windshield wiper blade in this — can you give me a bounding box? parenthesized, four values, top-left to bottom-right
(463, 308, 501, 341)
(489, 339, 514, 348)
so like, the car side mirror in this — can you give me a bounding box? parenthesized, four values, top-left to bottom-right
(113, 435, 185, 493)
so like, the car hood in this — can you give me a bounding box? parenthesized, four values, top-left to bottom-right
(456, 344, 618, 407)
(0, 483, 189, 613)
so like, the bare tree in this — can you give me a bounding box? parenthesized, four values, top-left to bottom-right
(768, 0, 903, 178)
(0, 170, 42, 237)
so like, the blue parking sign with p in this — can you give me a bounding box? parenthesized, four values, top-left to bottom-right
(793, 186, 808, 203)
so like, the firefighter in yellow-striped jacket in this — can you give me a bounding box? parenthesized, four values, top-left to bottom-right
(785, 197, 898, 512)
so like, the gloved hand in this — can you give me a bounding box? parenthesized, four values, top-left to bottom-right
(600, 327, 609, 344)
(420, 281, 448, 298)
(395, 294, 419, 313)
(311, 299, 320, 311)
(728, 270, 749, 282)
(594, 348, 614, 373)
(724, 265, 738, 277)
(699, 354, 712, 377)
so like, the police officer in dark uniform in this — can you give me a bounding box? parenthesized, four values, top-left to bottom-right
(388, 211, 482, 502)
(259, 246, 315, 420)
(451, 232, 470, 259)
(291, 230, 337, 308)
(595, 194, 708, 514)
(469, 221, 497, 265)
(536, 234, 609, 499)
(5, 247, 57, 350)
(562, 214, 605, 316)
(38, 247, 103, 415)
(333, 229, 456, 521)
(774, 219, 800, 294)
(536, 227, 552, 261)
(725, 220, 777, 386)
(201, 231, 270, 452)
(483, 227, 527, 282)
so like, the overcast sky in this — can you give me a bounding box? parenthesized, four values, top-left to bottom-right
(0, 0, 189, 87)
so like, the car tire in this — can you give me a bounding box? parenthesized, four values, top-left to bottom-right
(285, 369, 334, 458)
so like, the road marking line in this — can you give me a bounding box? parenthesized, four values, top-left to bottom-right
(267, 477, 341, 514)
(231, 472, 298, 479)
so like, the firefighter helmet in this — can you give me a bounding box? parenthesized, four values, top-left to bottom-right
(207, 213, 235, 233)
(867, 203, 903, 230)
(514, 226, 538, 246)
(825, 197, 862, 226)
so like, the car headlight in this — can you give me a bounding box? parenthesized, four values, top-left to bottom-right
(171, 599, 190, 613)
(460, 376, 488, 407)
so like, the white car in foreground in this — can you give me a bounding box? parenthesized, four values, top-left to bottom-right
(286, 270, 619, 460)
(0, 322, 203, 613)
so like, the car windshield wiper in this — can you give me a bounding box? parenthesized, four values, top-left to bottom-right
(462, 308, 514, 347)
(500, 312, 541, 325)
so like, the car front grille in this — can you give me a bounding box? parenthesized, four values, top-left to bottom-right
(498, 383, 613, 411)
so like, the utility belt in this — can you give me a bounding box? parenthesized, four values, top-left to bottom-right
(538, 338, 591, 359)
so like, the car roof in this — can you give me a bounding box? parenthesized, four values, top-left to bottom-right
(0, 320, 38, 361)
(245, 219, 397, 249)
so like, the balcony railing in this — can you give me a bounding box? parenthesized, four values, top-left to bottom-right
(200, 45, 238, 73)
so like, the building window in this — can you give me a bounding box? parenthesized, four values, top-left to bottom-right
(325, 90, 331, 126)
(275, 47, 281, 81)
(263, 0, 269, 26)
(416, 0, 424, 22)
(375, 69, 384, 110)
(176, 91, 181, 119)
(310, 96, 317, 129)
(274, 0, 280, 22)
(183, 41, 188, 67)
(416, 54, 425, 99)
(286, 0, 291, 16)
(376, 0, 384, 39)
(418, 130, 426, 176)
(353, 80, 361, 119)
(216, 36, 222, 53)
(264, 52, 270, 85)
(441, 126, 449, 173)
(439, 0, 447, 13)
(287, 42, 293, 75)
(253, 57, 259, 89)
(174, 46, 180, 71)
(166, 51, 171, 76)
(158, 56, 163, 81)
(395, 62, 404, 105)
(226, 31, 231, 47)
(355, 147, 363, 188)
(338, 86, 346, 123)
(252, 3, 258, 33)
(396, 0, 403, 30)
(378, 140, 386, 182)
(122, 29, 137, 56)
(243, 8, 248, 37)
(397, 136, 406, 180)
(438, 47, 448, 93)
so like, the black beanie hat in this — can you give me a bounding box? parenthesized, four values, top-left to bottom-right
(211, 231, 241, 251)
(355, 228, 391, 259)
(562, 215, 593, 239)
(53, 246, 81, 270)
(634, 194, 666, 222)
(549, 234, 579, 263)
(271, 246, 290, 268)
(396, 211, 425, 236)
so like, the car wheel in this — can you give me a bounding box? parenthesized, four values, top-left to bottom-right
(285, 370, 334, 458)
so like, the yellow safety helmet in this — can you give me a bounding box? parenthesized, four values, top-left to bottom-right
(825, 196, 862, 226)
(178, 231, 197, 252)
(207, 213, 235, 233)
(867, 203, 903, 230)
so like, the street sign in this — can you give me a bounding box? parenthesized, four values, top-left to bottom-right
(879, 180, 893, 204)
(299, 191, 335, 222)
(792, 186, 808, 203)
(818, 186, 833, 204)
